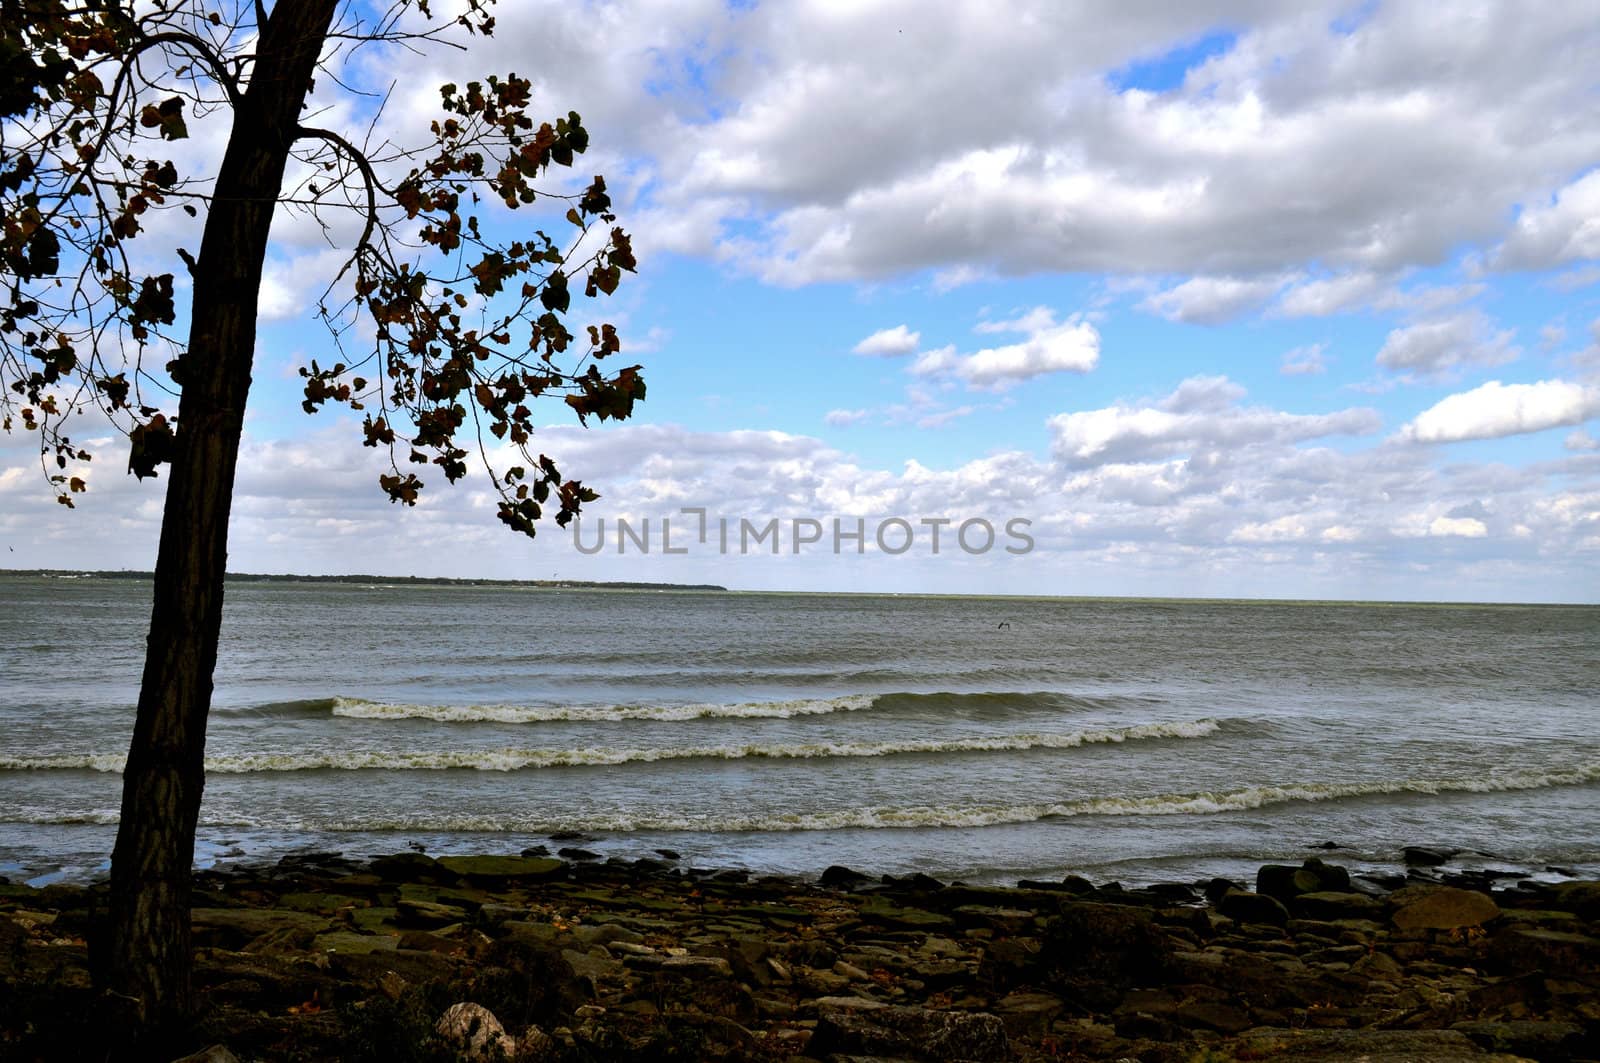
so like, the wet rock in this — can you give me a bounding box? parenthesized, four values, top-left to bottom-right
(435, 1002, 516, 1061)
(558, 847, 601, 861)
(368, 852, 447, 883)
(808, 999, 1010, 1061)
(654, 848, 681, 860)
(1549, 880, 1600, 919)
(436, 855, 568, 884)
(820, 864, 873, 889)
(1391, 886, 1501, 931)
(1404, 846, 1458, 867)
(1217, 887, 1290, 927)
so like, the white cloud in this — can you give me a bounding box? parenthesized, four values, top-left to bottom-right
(1140, 275, 1285, 324)
(1494, 169, 1600, 270)
(1399, 379, 1600, 444)
(913, 308, 1099, 390)
(1280, 343, 1328, 375)
(853, 325, 921, 357)
(825, 408, 870, 427)
(1048, 376, 1379, 467)
(1428, 516, 1488, 538)
(1567, 429, 1600, 452)
(1375, 312, 1518, 374)
(1275, 272, 1386, 317)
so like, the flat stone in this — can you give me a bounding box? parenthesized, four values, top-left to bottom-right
(1230, 1026, 1522, 1061)
(395, 898, 468, 929)
(313, 931, 398, 954)
(1451, 1019, 1586, 1058)
(1292, 891, 1384, 921)
(435, 855, 568, 884)
(1392, 886, 1501, 931)
(660, 954, 734, 977)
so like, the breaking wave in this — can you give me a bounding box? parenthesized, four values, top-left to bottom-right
(0, 718, 1222, 774)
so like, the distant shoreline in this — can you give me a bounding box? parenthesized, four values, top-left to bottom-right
(0, 568, 728, 593)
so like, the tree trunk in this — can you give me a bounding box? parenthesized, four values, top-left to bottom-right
(106, 0, 339, 1040)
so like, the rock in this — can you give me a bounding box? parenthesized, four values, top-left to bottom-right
(1391, 886, 1501, 931)
(1489, 925, 1600, 977)
(654, 848, 681, 860)
(368, 852, 446, 883)
(436, 855, 567, 884)
(1217, 887, 1290, 927)
(313, 930, 398, 954)
(190, 907, 330, 950)
(857, 895, 954, 929)
(520, 845, 551, 857)
(1231, 1026, 1518, 1061)
(1040, 902, 1170, 1008)
(557, 847, 601, 861)
(1292, 890, 1384, 921)
(808, 1000, 1010, 1061)
(1451, 1019, 1586, 1058)
(660, 953, 734, 977)
(435, 1002, 516, 1062)
(993, 991, 1064, 1038)
(395, 898, 468, 929)
(1404, 846, 1457, 867)
(820, 864, 873, 889)
(169, 1047, 241, 1063)
(1172, 999, 1251, 1033)
(1257, 863, 1304, 903)
(1549, 880, 1600, 919)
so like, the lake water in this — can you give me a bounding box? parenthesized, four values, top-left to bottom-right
(1, 574, 1596, 887)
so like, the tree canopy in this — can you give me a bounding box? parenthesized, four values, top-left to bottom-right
(2, 0, 643, 531)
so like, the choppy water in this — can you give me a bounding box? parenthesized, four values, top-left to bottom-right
(1, 574, 1596, 886)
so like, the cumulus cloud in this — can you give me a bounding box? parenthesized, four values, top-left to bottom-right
(853, 325, 921, 357)
(1399, 380, 1600, 444)
(1494, 169, 1600, 270)
(1429, 516, 1488, 538)
(1048, 376, 1379, 467)
(825, 408, 870, 427)
(1274, 272, 1386, 317)
(634, 2, 1600, 285)
(1140, 275, 1285, 324)
(913, 308, 1099, 389)
(1375, 312, 1518, 374)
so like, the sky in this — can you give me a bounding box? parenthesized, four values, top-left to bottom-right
(3, 0, 1600, 601)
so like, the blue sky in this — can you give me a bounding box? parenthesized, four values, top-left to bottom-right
(3, 0, 1599, 602)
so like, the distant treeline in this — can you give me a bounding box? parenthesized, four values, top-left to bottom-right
(4, 569, 727, 592)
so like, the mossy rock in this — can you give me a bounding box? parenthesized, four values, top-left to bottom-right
(435, 855, 566, 884)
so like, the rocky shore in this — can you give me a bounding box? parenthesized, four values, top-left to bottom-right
(2, 847, 1597, 1061)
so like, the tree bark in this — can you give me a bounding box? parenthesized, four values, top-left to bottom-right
(106, 0, 339, 1040)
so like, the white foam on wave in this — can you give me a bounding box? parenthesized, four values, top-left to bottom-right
(0, 718, 1223, 774)
(328, 693, 879, 723)
(10, 760, 1599, 832)
(278, 760, 1600, 832)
